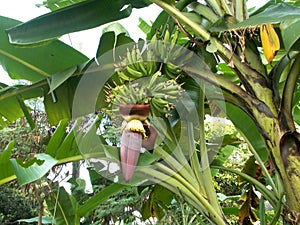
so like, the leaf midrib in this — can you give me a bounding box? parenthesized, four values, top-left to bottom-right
(0, 48, 50, 77)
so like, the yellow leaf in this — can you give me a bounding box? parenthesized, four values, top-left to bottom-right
(260, 24, 280, 63)
(267, 24, 280, 50)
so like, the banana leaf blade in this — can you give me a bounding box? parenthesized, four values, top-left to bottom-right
(6, 0, 133, 44)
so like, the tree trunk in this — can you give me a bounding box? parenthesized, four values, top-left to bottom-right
(250, 88, 300, 223)
(274, 127, 300, 223)
(260, 116, 300, 224)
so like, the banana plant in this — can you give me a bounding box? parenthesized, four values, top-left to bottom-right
(147, 0, 300, 223)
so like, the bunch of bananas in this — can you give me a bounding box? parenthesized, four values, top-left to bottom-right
(150, 28, 194, 79)
(105, 74, 183, 117)
(106, 26, 197, 117)
(105, 81, 147, 106)
(115, 45, 160, 80)
(147, 74, 183, 116)
(114, 27, 194, 82)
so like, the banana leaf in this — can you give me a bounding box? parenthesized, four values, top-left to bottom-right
(6, 0, 151, 45)
(0, 16, 88, 82)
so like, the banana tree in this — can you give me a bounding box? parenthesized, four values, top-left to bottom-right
(149, 1, 300, 215)
(1, 0, 300, 224)
(144, 0, 300, 223)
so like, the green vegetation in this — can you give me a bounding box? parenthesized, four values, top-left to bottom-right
(1, 0, 300, 224)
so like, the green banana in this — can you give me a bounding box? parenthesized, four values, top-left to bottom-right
(125, 47, 142, 75)
(162, 62, 182, 79)
(150, 97, 167, 115)
(164, 29, 170, 42)
(107, 36, 185, 116)
(154, 93, 177, 101)
(117, 70, 131, 81)
(177, 50, 194, 65)
(168, 28, 180, 54)
(153, 96, 170, 106)
(150, 81, 166, 93)
(125, 65, 144, 79)
(116, 85, 129, 100)
(131, 47, 146, 74)
(162, 67, 178, 79)
(171, 28, 179, 44)
(166, 62, 181, 74)
(126, 48, 134, 66)
(146, 49, 160, 76)
(135, 47, 148, 76)
(147, 72, 160, 90)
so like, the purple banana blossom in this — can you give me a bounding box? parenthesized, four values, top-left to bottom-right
(119, 104, 156, 182)
(120, 124, 158, 182)
(120, 130, 143, 182)
(142, 125, 158, 151)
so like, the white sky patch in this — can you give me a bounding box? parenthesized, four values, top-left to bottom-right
(0, 66, 12, 85)
(0, 0, 49, 21)
(120, 4, 131, 12)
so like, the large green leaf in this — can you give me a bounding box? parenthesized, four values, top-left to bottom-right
(0, 16, 88, 82)
(45, 119, 79, 159)
(0, 95, 24, 128)
(102, 23, 130, 37)
(280, 18, 300, 50)
(45, 118, 105, 161)
(45, 176, 126, 222)
(49, 66, 78, 93)
(77, 183, 126, 216)
(10, 153, 58, 185)
(0, 82, 46, 128)
(46, 187, 80, 225)
(248, 0, 277, 16)
(141, 185, 174, 220)
(44, 76, 80, 125)
(234, 3, 300, 28)
(0, 142, 15, 185)
(0, 118, 106, 186)
(6, 0, 150, 45)
(96, 27, 134, 59)
(96, 31, 116, 60)
(138, 17, 152, 35)
(211, 145, 236, 176)
(0, 82, 46, 101)
(46, 120, 69, 154)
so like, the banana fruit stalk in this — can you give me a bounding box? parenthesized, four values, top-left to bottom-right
(260, 24, 280, 63)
